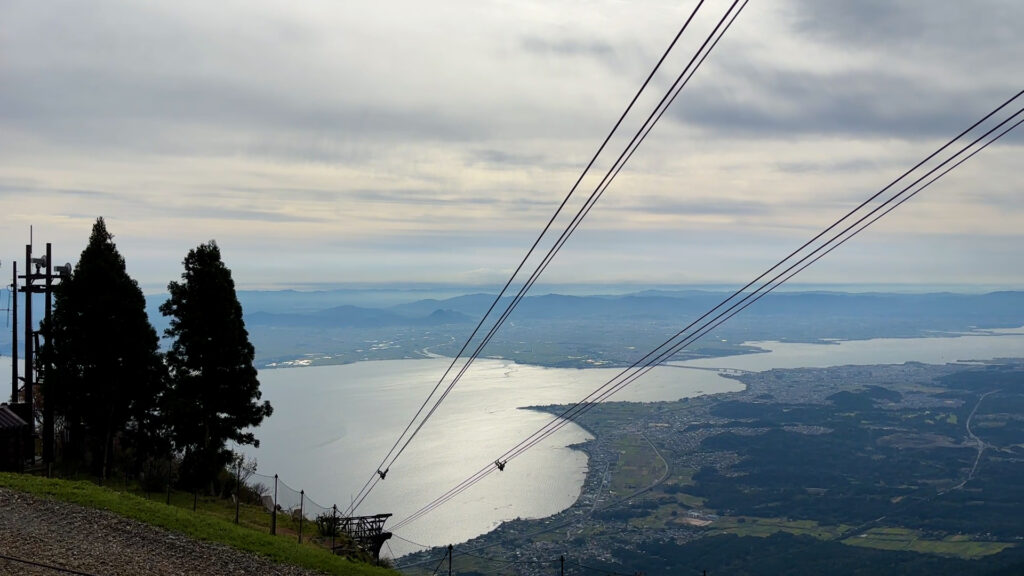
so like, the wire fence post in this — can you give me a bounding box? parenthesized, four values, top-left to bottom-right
(234, 459, 241, 524)
(165, 458, 171, 506)
(271, 473, 278, 535)
(298, 490, 304, 544)
(448, 544, 452, 576)
(331, 505, 337, 551)
(561, 554, 565, 576)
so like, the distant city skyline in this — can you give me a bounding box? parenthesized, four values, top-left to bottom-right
(2, 1, 1021, 292)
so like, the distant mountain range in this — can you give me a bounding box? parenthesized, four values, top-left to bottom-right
(4, 289, 1023, 369)
(236, 289, 1024, 334)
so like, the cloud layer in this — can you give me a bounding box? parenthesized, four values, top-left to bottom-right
(1, 0, 1021, 290)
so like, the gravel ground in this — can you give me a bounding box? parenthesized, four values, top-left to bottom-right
(0, 487, 331, 576)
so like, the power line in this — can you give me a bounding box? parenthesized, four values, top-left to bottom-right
(390, 91, 1024, 531)
(384, 541, 401, 567)
(374, 0, 747, 510)
(390, 531, 432, 550)
(396, 545, 640, 576)
(387, 0, 750, 478)
(413, 99, 1024, 526)
(429, 548, 449, 576)
(411, 3, 754, 474)
(575, 559, 639, 576)
(347, 0, 729, 516)
(493, 99, 1024, 470)
(456, 548, 548, 566)
(485, 94, 1024, 466)
(0, 552, 105, 576)
(347, 0, 710, 514)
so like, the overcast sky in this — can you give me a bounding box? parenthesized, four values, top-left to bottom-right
(2, 0, 1021, 293)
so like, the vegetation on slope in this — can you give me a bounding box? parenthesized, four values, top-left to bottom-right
(0, 473, 396, 576)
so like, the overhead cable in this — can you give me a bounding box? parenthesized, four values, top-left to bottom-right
(390, 90, 1024, 531)
(363, 0, 747, 513)
(346, 0, 729, 515)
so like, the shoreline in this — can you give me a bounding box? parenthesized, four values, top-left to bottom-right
(394, 354, 1024, 566)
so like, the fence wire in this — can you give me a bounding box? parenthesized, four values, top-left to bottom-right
(246, 471, 334, 522)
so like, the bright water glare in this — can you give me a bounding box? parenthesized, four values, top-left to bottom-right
(247, 328, 1024, 556)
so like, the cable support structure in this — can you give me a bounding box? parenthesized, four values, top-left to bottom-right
(346, 0, 743, 516)
(389, 90, 1024, 532)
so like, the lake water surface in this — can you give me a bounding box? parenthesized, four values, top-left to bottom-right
(243, 327, 1024, 556)
(1, 327, 1021, 557)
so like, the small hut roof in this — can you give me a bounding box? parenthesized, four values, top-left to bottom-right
(0, 404, 28, 430)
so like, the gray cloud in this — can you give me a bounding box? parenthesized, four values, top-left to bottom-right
(0, 184, 108, 199)
(521, 36, 616, 59)
(787, 0, 1021, 53)
(672, 64, 1014, 140)
(621, 195, 775, 218)
(1, 0, 1021, 287)
(469, 149, 550, 169)
(656, 0, 1021, 141)
(165, 206, 329, 224)
(775, 158, 891, 175)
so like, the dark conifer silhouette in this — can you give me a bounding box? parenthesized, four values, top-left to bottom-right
(161, 241, 272, 490)
(39, 217, 166, 479)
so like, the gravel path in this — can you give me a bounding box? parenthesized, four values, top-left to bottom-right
(0, 487, 331, 576)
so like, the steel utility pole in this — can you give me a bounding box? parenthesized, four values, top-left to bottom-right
(18, 241, 66, 468)
(22, 244, 33, 416)
(42, 243, 54, 468)
(11, 261, 17, 404)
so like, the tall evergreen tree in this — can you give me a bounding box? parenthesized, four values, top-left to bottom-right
(39, 217, 166, 478)
(161, 241, 272, 489)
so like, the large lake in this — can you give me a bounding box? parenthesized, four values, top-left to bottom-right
(1, 327, 1021, 557)
(243, 327, 1024, 556)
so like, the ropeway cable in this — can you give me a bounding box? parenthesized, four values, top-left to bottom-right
(396, 95, 1024, 529)
(346, 0, 733, 516)
(433, 0, 750, 404)
(499, 101, 1024, 464)
(394, 96, 1024, 529)
(388, 0, 752, 527)
(390, 91, 1024, 531)
(380, 0, 746, 482)
(378, 0, 744, 491)
(462, 92, 1024, 471)
(344, 0, 709, 515)
(393, 112, 1022, 532)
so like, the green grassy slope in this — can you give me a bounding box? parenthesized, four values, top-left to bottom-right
(0, 473, 396, 576)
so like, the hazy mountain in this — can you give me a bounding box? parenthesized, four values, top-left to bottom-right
(4, 289, 1022, 369)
